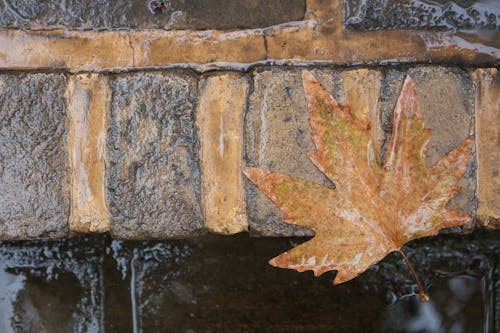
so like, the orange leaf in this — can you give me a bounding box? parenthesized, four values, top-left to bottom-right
(243, 70, 474, 300)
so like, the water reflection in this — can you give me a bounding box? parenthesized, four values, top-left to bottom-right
(0, 232, 497, 332)
(382, 275, 485, 333)
(0, 238, 104, 332)
(0, 268, 25, 333)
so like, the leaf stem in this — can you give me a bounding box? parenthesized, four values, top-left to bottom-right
(398, 249, 430, 302)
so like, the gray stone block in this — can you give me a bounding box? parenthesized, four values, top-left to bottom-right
(108, 71, 203, 239)
(0, 73, 69, 239)
(0, 0, 305, 30)
(381, 67, 476, 222)
(345, 0, 499, 30)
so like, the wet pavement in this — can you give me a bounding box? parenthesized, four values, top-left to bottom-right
(0, 230, 498, 332)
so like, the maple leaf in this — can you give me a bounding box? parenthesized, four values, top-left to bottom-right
(243, 70, 474, 301)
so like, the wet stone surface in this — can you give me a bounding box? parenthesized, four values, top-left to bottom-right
(0, 0, 305, 30)
(0, 73, 69, 240)
(0, 230, 498, 332)
(108, 71, 203, 239)
(244, 68, 340, 237)
(345, 0, 500, 30)
(381, 67, 476, 227)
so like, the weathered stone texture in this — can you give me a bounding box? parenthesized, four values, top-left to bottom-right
(345, 0, 500, 30)
(197, 73, 249, 235)
(472, 68, 500, 228)
(0, 0, 305, 30)
(66, 74, 110, 234)
(107, 71, 203, 239)
(0, 73, 69, 239)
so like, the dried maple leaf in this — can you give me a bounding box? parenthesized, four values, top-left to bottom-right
(243, 70, 474, 301)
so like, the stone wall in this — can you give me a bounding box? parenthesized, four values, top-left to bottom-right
(0, 0, 498, 239)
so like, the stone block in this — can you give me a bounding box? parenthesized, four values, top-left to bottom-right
(244, 68, 384, 237)
(197, 73, 249, 234)
(472, 68, 500, 228)
(0, 0, 305, 30)
(0, 73, 69, 239)
(345, 0, 500, 30)
(107, 71, 203, 239)
(381, 66, 477, 228)
(245, 69, 338, 236)
(66, 74, 110, 234)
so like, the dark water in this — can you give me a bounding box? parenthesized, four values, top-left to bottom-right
(0, 231, 498, 332)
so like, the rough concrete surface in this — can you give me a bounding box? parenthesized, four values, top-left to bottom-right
(107, 71, 203, 239)
(0, 73, 69, 239)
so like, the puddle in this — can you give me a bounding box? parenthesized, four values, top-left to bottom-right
(0, 231, 498, 332)
(381, 275, 487, 333)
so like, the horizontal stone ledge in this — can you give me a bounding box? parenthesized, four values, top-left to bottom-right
(0, 0, 498, 72)
(0, 29, 268, 72)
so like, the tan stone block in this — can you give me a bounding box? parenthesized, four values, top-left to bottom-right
(266, 3, 499, 66)
(0, 28, 266, 72)
(133, 30, 266, 67)
(0, 29, 134, 72)
(66, 74, 110, 233)
(197, 73, 249, 234)
(472, 68, 500, 228)
(0, 0, 498, 73)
